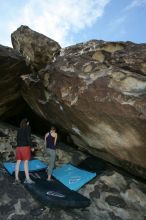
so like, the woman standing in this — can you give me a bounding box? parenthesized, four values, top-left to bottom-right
(15, 118, 35, 184)
(45, 126, 58, 181)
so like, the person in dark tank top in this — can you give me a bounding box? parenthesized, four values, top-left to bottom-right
(44, 126, 58, 181)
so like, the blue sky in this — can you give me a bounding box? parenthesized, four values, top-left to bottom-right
(0, 0, 146, 47)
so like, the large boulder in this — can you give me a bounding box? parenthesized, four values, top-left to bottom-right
(17, 39, 146, 179)
(11, 25, 61, 71)
(0, 45, 29, 119)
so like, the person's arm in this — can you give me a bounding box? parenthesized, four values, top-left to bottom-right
(54, 133, 58, 146)
(44, 132, 49, 149)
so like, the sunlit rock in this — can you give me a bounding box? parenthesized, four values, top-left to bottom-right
(1, 26, 146, 179)
(12, 38, 146, 179)
(11, 25, 61, 71)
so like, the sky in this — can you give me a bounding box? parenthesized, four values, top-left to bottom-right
(0, 0, 146, 48)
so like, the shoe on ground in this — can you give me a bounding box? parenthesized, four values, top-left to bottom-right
(46, 179, 53, 182)
(24, 178, 35, 184)
(13, 179, 21, 184)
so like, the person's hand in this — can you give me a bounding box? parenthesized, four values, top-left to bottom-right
(31, 148, 35, 152)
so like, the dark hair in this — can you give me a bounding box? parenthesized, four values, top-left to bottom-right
(50, 126, 56, 131)
(20, 118, 28, 128)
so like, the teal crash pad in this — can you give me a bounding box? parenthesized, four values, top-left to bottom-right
(3, 159, 47, 175)
(53, 164, 96, 191)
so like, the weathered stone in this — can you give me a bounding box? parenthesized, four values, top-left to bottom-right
(0, 171, 38, 219)
(14, 39, 146, 179)
(79, 169, 146, 220)
(92, 51, 105, 62)
(101, 43, 124, 53)
(105, 195, 127, 208)
(100, 172, 127, 191)
(11, 25, 61, 71)
(1, 25, 146, 181)
(121, 182, 146, 208)
(89, 185, 100, 199)
(1, 123, 146, 220)
(0, 45, 29, 119)
(0, 122, 87, 165)
(109, 212, 123, 220)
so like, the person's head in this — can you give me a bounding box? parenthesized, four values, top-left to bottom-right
(20, 118, 29, 128)
(50, 126, 56, 132)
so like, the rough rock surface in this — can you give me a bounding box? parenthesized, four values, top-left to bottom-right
(0, 171, 41, 220)
(0, 45, 29, 119)
(2, 26, 146, 178)
(11, 30, 146, 179)
(1, 170, 146, 220)
(0, 122, 86, 164)
(1, 123, 146, 220)
(11, 25, 61, 71)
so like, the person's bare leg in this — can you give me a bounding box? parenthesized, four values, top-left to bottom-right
(47, 174, 51, 180)
(15, 160, 21, 180)
(24, 160, 30, 180)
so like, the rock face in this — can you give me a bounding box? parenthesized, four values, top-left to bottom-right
(1, 154, 146, 220)
(8, 26, 146, 179)
(12, 34, 146, 179)
(0, 45, 29, 119)
(11, 25, 61, 71)
(0, 171, 40, 220)
(0, 122, 86, 165)
(1, 123, 146, 220)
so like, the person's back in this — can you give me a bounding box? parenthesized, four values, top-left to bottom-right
(15, 118, 34, 184)
(17, 126, 32, 147)
(46, 132, 56, 150)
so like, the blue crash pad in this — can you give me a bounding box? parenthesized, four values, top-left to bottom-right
(53, 164, 96, 191)
(3, 159, 47, 175)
